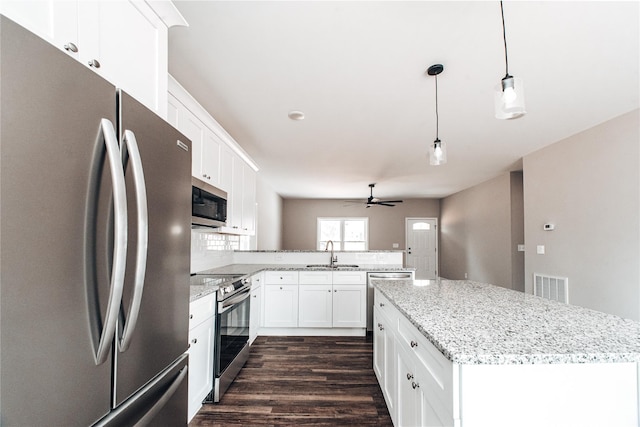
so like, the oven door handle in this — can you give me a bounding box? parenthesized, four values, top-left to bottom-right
(218, 288, 251, 314)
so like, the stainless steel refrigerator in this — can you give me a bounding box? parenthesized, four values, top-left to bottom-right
(0, 16, 191, 426)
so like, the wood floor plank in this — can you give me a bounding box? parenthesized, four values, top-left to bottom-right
(189, 335, 393, 427)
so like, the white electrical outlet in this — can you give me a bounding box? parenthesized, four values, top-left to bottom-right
(392, 243, 399, 248)
(517, 244, 525, 252)
(537, 245, 545, 255)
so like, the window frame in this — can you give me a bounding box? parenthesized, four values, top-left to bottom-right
(317, 217, 369, 251)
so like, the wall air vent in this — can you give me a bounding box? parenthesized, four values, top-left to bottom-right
(533, 273, 568, 303)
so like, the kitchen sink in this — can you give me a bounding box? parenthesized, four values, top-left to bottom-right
(305, 264, 359, 269)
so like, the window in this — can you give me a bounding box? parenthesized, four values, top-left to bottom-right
(317, 217, 368, 251)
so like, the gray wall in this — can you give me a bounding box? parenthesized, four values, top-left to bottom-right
(523, 109, 639, 321)
(440, 172, 524, 290)
(282, 198, 440, 250)
(255, 174, 283, 250)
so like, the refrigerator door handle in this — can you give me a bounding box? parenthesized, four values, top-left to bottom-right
(118, 130, 148, 352)
(94, 118, 128, 365)
(133, 365, 188, 427)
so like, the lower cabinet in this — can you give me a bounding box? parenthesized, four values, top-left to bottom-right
(373, 306, 397, 424)
(187, 294, 216, 422)
(262, 270, 367, 333)
(298, 284, 333, 327)
(332, 284, 366, 327)
(249, 273, 262, 344)
(263, 284, 299, 327)
(374, 289, 457, 427)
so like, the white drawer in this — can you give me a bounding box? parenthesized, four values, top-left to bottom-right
(189, 293, 215, 329)
(299, 270, 333, 284)
(374, 289, 399, 325)
(264, 271, 299, 285)
(397, 314, 454, 414)
(332, 270, 366, 284)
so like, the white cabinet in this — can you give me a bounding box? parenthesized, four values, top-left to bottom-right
(299, 284, 333, 327)
(332, 284, 366, 327)
(373, 288, 456, 427)
(0, 0, 183, 117)
(226, 156, 256, 234)
(373, 293, 398, 424)
(249, 273, 262, 344)
(263, 284, 299, 327)
(187, 294, 216, 423)
(332, 271, 366, 328)
(263, 271, 299, 328)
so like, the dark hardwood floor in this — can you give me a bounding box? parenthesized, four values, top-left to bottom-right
(189, 335, 393, 427)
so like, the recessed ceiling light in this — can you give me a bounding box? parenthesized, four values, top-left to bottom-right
(288, 110, 305, 121)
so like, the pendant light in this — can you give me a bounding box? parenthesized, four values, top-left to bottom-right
(494, 1, 526, 119)
(427, 64, 446, 166)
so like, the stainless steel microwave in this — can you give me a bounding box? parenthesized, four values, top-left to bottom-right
(192, 177, 227, 228)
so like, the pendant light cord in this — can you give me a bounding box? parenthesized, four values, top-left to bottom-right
(501, 1, 509, 77)
(434, 74, 439, 140)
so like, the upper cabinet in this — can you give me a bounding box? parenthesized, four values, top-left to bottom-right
(0, 0, 187, 118)
(168, 75, 259, 235)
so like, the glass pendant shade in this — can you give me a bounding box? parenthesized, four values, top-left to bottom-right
(494, 75, 526, 120)
(429, 138, 447, 165)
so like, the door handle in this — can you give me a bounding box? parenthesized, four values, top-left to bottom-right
(94, 118, 128, 365)
(118, 130, 148, 352)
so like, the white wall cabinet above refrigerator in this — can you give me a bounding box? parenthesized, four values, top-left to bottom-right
(0, 0, 186, 118)
(168, 75, 258, 236)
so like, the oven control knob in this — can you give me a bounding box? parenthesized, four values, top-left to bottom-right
(222, 285, 234, 295)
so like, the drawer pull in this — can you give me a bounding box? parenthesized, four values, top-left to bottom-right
(88, 59, 101, 68)
(189, 314, 193, 319)
(410, 340, 418, 348)
(64, 42, 78, 53)
(412, 381, 420, 389)
(406, 373, 414, 381)
(379, 302, 385, 307)
(378, 323, 384, 331)
(191, 338, 197, 344)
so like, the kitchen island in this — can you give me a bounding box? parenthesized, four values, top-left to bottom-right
(371, 278, 640, 426)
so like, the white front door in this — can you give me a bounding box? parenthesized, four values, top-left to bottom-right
(405, 218, 438, 279)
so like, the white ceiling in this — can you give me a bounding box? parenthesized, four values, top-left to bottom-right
(168, 1, 639, 200)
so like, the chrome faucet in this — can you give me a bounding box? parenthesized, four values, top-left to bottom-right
(325, 240, 338, 268)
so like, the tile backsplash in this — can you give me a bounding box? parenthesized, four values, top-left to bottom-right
(190, 230, 248, 273)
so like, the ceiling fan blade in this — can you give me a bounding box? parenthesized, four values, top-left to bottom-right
(378, 202, 395, 207)
(380, 199, 403, 203)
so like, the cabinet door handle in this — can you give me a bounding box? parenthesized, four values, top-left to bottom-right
(191, 338, 197, 344)
(379, 302, 385, 307)
(406, 373, 414, 381)
(412, 381, 420, 389)
(189, 314, 193, 319)
(64, 42, 78, 53)
(88, 59, 101, 68)
(328, 290, 331, 293)
(410, 340, 418, 348)
(279, 286, 283, 290)
(378, 323, 384, 331)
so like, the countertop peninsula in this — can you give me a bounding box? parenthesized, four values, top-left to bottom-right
(372, 278, 640, 365)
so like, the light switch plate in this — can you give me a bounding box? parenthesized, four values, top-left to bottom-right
(392, 243, 399, 248)
(517, 244, 525, 252)
(536, 245, 545, 255)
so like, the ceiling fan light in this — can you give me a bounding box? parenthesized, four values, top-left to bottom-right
(429, 138, 447, 166)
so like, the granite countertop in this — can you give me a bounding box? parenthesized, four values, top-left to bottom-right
(373, 278, 640, 365)
(189, 264, 413, 301)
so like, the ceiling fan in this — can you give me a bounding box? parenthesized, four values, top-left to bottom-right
(348, 183, 403, 208)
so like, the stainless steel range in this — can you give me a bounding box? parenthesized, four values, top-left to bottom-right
(190, 272, 251, 402)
